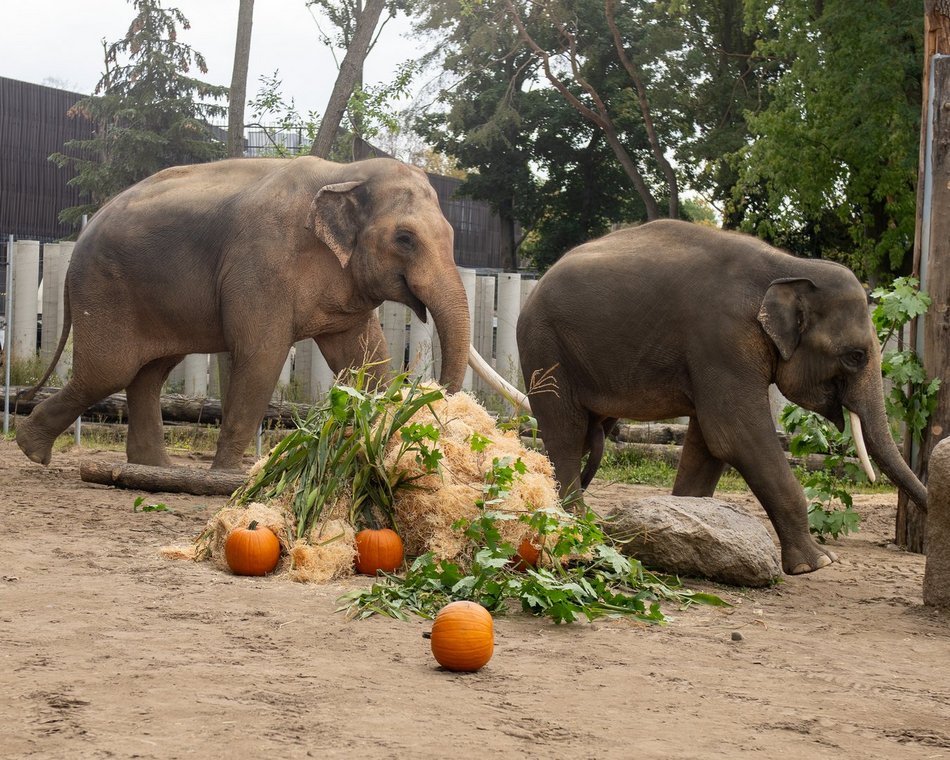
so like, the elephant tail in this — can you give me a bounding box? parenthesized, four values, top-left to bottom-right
(580, 417, 618, 490)
(17, 281, 72, 401)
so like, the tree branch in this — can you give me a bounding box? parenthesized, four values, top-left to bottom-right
(504, 0, 661, 219)
(605, 0, 677, 217)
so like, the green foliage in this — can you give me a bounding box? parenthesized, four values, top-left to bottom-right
(339, 444, 727, 624)
(598, 446, 749, 492)
(871, 277, 941, 444)
(246, 71, 319, 156)
(50, 0, 227, 224)
(345, 61, 418, 143)
(132, 496, 173, 514)
(735, 0, 922, 278)
(779, 405, 863, 542)
(234, 366, 444, 540)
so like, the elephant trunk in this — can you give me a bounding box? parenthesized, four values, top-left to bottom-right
(845, 374, 927, 510)
(417, 277, 470, 394)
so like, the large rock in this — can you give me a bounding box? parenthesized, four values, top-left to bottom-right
(602, 495, 782, 587)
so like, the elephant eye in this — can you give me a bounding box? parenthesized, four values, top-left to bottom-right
(395, 230, 415, 250)
(841, 349, 867, 370)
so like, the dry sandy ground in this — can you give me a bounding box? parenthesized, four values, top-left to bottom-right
(1, 438, 949, 759)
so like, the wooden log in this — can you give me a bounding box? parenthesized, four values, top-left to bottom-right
(11, 387, 312, 426)
(79, 460, 247, 496)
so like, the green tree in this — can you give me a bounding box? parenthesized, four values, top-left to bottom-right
(734, 0, 923, 281)
(51, 0, 227, 224)
(411, 0, 541, 270)
(504, 0, 680, 220)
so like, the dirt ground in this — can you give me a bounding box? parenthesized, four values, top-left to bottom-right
(1, 438, 949, 760)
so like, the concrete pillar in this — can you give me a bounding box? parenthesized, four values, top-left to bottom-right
(379, 301, 408, 374)
(292, 338, 335, 402)
(166, 360, 185, 393)
(271, 350, 293, 402)
(408, 310, 437, 381)
(473, 274, 495, 397)
(10, 241, 40, 366)
(459, 267, 477, 391)
(54, 242, 75, 381)
(924, 437, 950, 607)
(180, 354, 209, 397)
(495, 272, 521, 387)
(520, 276, 537, 309)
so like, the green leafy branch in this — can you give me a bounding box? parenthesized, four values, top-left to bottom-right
(338, 445, 726, 625)
(233, 365, 444, 541)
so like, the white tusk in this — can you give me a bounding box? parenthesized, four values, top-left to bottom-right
(848, 410, 876, 483)
(467, 344, 531, 413)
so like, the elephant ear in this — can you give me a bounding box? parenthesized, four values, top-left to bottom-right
(306, 181, 364, 268)
(757, 277, 817, 360)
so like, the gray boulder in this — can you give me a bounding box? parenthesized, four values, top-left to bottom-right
(602, 495, 782, 587)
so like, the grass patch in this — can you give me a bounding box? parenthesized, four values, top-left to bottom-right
(596, 447, 751, 492)
(597, 447, 897, 496)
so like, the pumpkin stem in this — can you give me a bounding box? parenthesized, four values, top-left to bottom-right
(247, 520, 259, 531)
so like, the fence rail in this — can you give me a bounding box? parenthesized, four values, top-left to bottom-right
(1, 239, 534, 411)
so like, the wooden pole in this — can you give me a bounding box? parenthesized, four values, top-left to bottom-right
(900, 2, 950, 551)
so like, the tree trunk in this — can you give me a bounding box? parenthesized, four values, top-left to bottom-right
(309, 0, 386, 159)
(900, 3, 950, 550)
(80, 460, 246, 496)
(227, 0, 255, 158)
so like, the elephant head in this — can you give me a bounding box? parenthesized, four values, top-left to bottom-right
(758, 268, 927, 510)
(305, 161, 469, 392)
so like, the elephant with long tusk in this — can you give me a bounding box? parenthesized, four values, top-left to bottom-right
(509, 219, 927, 576)
(18, 156, 489, 472)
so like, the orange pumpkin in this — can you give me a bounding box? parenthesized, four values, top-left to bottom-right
(511, 538, 541, 571)
(429, 601, 494, 672)
(354, 528, 404, 575)
(225, 520, 281, 576)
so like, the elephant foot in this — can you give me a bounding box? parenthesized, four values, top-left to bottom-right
(783, 543, 838, 575)
(15, 421, 53, 466)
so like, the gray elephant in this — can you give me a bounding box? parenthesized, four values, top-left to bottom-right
(516, 219, 928, 575)
(17, 156, 472, 471)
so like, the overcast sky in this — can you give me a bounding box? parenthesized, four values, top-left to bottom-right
(1, 0, 417, 120)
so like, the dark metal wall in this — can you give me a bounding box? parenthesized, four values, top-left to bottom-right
(426, 173, 507, 270)
(0, 77, 91, 243)
(1, 79, 510, 269)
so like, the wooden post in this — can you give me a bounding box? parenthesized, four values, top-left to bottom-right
(900, 3, 950, 551)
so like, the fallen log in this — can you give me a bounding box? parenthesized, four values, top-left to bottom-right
(79, 460, 247, 496)
(10, 386, 310, 426)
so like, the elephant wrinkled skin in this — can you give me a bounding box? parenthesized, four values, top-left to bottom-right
(17, 156, 470, 471)
(517, 219, 928, 575)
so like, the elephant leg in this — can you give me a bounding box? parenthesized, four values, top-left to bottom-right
(17, 372, 135, 466)
(672, 417, 727, 496)
(125, 356, 184, 467)
(529, 391, 588, 509)
(580, 416, 617, 490)
(315, 314, 390, 382)
(212, 345, 290, 471)
(695, 396, 836, 575)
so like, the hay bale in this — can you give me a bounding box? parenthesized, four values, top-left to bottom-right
(390, 391, 559, 561)
(173, 390, 560, 583)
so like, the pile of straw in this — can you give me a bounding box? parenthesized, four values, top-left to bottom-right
(164, 390, 559, 582)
